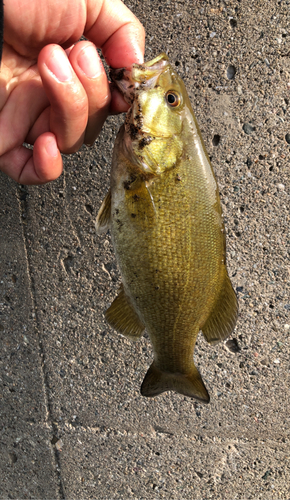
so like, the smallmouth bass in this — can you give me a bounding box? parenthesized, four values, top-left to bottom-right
(96, 53, 238, 403)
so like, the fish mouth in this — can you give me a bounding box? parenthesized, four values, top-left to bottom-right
(110, 53, 171, 142)
(110, 53, 170, 106)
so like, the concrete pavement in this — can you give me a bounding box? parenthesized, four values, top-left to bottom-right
(1, 0, 290, 498)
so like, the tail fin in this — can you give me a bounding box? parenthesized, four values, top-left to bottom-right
(140, 362, 210, 403)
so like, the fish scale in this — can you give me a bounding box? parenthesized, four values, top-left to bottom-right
(96, 53, 238, 402)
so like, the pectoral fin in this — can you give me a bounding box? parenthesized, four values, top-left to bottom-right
(95, 189, 111, 233)
(125, 179, 156, 222)
(105, 285, 145, 340)
(141, 362, 210, 403)
(201, 272, 238, 345)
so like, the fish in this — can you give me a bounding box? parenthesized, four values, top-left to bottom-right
(96, 53, 238, 403)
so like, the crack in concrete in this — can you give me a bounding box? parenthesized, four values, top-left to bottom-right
(16, 185, 66, 500)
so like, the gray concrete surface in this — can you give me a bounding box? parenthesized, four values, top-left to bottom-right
(1, 0, 290, 498)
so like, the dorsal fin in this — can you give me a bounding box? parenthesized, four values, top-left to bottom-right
(201, 272, 238, 345)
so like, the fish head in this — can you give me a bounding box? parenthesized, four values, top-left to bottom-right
(111, 53, 190, 175)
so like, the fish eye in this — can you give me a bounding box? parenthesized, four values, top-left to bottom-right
(165, 91, 181, 107)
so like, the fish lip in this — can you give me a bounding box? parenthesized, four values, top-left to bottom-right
(110, 68, 138, 105)
(110, 53, 170, 104)
(110, 53, 169, 83)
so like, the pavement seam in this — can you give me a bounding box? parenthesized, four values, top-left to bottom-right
(16, 185, 66, 500)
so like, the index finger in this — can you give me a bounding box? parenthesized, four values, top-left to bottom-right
(85, 0, 145, 68)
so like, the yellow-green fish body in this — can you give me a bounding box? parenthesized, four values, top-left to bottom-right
(96, 54, 238, 402)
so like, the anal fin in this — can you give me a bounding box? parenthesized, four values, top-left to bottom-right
(202, 272, 238, 345)
(105, 285, 145, 340)
(141, 362, 210, 403)
(95, 189, 111, 234)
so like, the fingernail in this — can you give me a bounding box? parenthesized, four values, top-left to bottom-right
(77, 45, 102, 78)
(45, 136, 58, 158)
(46, 48, 73, 82)
(133, 46, 144, 65)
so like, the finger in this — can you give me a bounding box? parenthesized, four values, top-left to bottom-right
(38, 44, 89, 153)
(25, 106, 50, 145)
(86, 0, 145, 67)
(32, 133, 63, 183)
(0, 133, 62, 185)
(68, 41, 111, 146)
(0, 61, 13, 110)
(0, 77, 49, 156)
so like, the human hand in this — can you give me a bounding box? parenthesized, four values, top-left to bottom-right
(0, 0, 145, 184)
